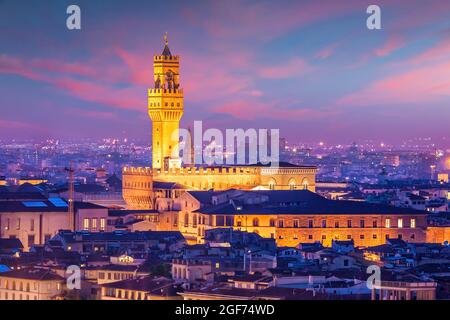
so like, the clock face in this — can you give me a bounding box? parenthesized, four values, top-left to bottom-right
(165, 71, 173, 81)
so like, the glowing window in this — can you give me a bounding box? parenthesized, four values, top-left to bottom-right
(83, 218, 89, 230)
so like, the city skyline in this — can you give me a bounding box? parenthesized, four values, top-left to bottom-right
(0, 0, 449, 144)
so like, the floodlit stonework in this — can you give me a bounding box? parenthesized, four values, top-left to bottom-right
(122, 38, 317, 210)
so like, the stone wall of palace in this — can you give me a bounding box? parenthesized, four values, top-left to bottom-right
(165, 211, 428, 247)
(121, 165, 317, 209)
(122, 167, 154, 209)
(426, 226, 450, 244)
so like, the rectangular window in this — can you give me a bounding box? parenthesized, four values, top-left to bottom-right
(373, 234, 377, 239)
(83, 218, 89, 230)
(410, 218, 416, 228)
(308, 220, 313, 228)
(347, 220, 352, 228)
(398, 218, 403, 229)
(322, 220, 326, 228)
(373, 220, 378, 228)
(100, 218, 106, 231)
(278, 219, 284, 228)
(30, 219, 35, 232)
(385, 218, 391, 228)
(360, 220, 365, 228)
(335, 221, 339, 228)
(91, 218, 97, 231)
(293, 219, 299, 228)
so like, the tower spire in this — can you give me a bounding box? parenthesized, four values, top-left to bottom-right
(161, 32, 172, 56)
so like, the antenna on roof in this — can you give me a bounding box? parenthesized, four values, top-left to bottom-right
(65, 161, 75, 231)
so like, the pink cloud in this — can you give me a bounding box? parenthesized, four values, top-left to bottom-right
(192, 1, 366, 41)
(315, 43, 339, 60)
(338, 61, 450, 106)
(0, 119, 36, 130)
(409, 37, 450, 65)
(374, 35, 405, 57)
(0, 53, 144, 111)
(258, 58, 312, 79)
(64, 108, 116, 120)
(214, 100, 333, 121)
(53, 77, 143, 111)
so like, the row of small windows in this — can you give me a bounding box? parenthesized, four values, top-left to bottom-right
(99, 272, 133, 281)
(149, 102, 181, 107)
(124, 181, 152, 189)
(4, 218, 35, 231)
(0, 292, 38, 300)
(0, 279, 59, 291)
(83, 218, 106, 231)
(103, 288, 146, 300)
(250, 218, 416, 229)
(181, 216, 417, 229)
(279, 233, 416, 241)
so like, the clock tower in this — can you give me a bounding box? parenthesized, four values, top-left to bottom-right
(148, 34, 184, 169)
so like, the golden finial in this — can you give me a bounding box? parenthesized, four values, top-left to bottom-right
(164, 32, 168, 45)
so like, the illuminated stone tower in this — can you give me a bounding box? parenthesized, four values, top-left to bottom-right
(148, 33, 184, 169)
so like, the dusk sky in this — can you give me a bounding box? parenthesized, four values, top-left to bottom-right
(0, 0, 449, 144)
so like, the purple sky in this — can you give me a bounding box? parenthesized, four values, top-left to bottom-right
(0, 0, 449, 145)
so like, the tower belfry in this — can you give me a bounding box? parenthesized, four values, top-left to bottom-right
(148, 34, 184, 169)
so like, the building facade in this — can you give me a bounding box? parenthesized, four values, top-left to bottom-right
(122, 38, 317, 210)
(169, 190, 428, 247)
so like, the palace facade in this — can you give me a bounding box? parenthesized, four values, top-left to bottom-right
(162, 189, 428, 247)
(120, 37, 450, 248)
(122, 37, 316, 210)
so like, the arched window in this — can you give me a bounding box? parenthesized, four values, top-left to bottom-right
(253, 218, 259, 227)
(302, 178, 309, 190)
(270, 218, 276, 227)
(288, 178, 296, 190)
(268, 178, 276, 190)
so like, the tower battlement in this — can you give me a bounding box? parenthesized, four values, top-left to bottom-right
(154, 55, 180, 62)
(148, 88, 184, 96)
(122, 166, 262, 176)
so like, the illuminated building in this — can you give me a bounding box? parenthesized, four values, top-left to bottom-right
(0, 198, 108, 251)
(122, 36, 317, 210)
(100, 276, 180, 300)
(0, 268, 64, 300)
(168, 189, 428, 246)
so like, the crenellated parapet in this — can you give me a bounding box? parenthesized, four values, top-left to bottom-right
(154, 54, 180, 62)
